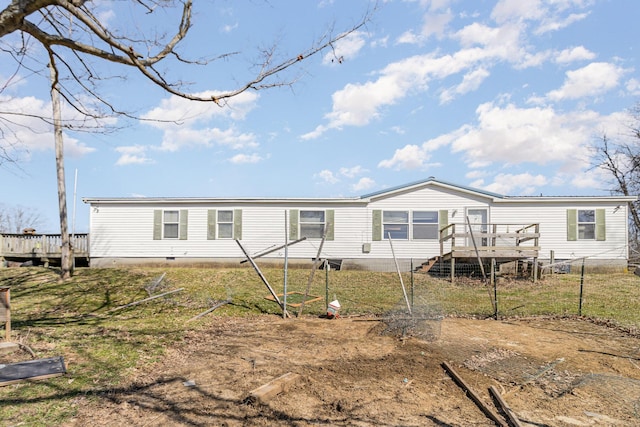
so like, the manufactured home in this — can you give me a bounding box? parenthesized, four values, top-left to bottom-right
(82, 178, 636, 272)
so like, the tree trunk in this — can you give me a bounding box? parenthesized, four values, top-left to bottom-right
(49, 56, 72, 280)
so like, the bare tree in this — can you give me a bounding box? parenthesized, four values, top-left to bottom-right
(0, 0, 373, 279)
(592, 103, 640, 257)
(0, 204, 45, 233)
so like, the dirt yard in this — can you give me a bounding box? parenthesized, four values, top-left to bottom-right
(65, 315, 640, 427)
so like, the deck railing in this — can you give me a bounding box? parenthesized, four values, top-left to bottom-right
(0, 233, 89, 260)
(439, 223, 540, 258)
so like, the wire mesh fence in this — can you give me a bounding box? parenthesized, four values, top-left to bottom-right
(295, 257, 640, 335)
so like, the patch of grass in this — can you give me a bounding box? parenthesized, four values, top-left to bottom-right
(0, 266, 639, 425)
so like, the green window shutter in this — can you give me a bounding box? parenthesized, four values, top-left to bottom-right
(372, 210, 382, 241)
(179, 209, 188, 240)
(567, 209, 577, 241)
(289, 209, 299, 240)
(596, 208, 606, 241)
(207, 210, 216, 240)
(439, 209, 448, 236)
(325, 210, 335, 241)
(234, 209, 243, 240)
(153, 210, 162, 240)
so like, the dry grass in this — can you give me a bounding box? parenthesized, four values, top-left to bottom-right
(0, 265, 639, 425)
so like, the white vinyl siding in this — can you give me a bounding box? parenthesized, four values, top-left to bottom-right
(86, 180, 630, 266)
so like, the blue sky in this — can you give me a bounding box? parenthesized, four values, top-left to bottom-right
(1, 0, 639, 233)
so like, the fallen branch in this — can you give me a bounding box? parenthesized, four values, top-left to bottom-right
(108, 288, 184, 313)
(186, 299, 232, 323)
(442, 361, 508, 427)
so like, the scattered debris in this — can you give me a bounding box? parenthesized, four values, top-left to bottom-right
(182, 380, 196, 387)
(244, 372, 300, 405)
(326, 300, 341, 318)
(108, 288, 184, 313)
(0, 356, 66, 386)
(186, 299, 232, 323)
(144, 273, 166, 296)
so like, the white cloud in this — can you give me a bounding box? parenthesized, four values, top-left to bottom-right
(479, 172, 549, 195)
(535, 12, 589, 34)
(228, 153, 262, 164)
(439, 67, 490, 103)
(378, 144, 431, 170)
(421, 10, 454, 39)
(396, 30, 422, 45)
(627, 78, 640, 96)
(0, 94, 96, 161)
(378, 102, 627, 181)
(450, 102, 597, 171)
(143, 90, 258, 125)
(491, 0, 546, 24)
(315, 165, 369, 187)
(316, 170, 339, 184)
(115, 145, 153, 166)
(554, 46, 596, 64)
(220, 23, 238, 33)
(141, 91, 259, 153)
(157, 127, 258, 152)
(490, 0, 590, 34)
(322, 31, 367, 65)
(545, 62, 627, 101)
(303, 11, 551, 140)
(339, 165, 367, 178)
(351, 177, 375, 192)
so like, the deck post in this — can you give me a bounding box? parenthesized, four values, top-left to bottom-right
(450, 257, 455, 283)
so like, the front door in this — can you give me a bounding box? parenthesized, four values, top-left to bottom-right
(466, 208, 488, 247)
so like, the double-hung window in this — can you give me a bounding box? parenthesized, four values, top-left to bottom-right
(578, 209, 596, 240)
(217, 210, 234, 239)
(383, 211, 409, 239)
(413, 211, 439, 240)
(163, 210, 179, 239)
(300, 210, 325, 238)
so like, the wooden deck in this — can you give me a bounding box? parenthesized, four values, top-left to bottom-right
(0, 233, 89, 267)
(427, 223, 540, 282)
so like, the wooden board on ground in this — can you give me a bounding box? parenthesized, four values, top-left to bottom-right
(0, 356, 66, 386)
(245, 372, 300, 405)
(1, 287, 10, 341)
(0, 342, 19, 355)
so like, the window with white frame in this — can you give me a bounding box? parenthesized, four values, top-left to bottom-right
(383, 211, 409, 239)
(217, 210, 234, 239)
(163, 210, 179, 239)
(413, 211, 439, 240)
(300, 210, 325, 238)
(578, 209, 596, 240)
